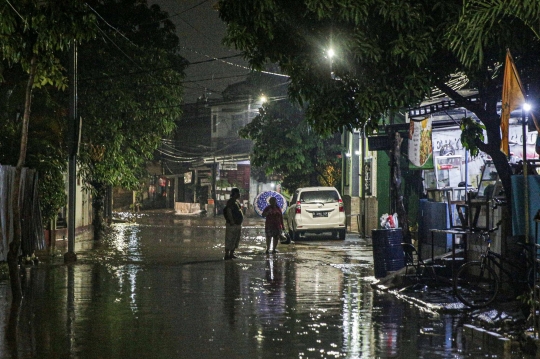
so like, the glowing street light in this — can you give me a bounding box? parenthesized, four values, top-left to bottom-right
(260, 95, 267, 103)
(327, 48, 335, 59)
(523, 103, 532, 112)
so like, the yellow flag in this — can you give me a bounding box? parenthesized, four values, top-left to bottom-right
(500, 49, 525, 155)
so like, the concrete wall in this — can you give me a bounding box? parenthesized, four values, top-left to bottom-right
(348, 196, 379, 236)
(175, 202, 204, 214)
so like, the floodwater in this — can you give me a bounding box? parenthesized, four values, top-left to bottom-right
(0, 211, 533, 358)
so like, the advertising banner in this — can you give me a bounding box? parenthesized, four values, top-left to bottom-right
(408, 116, 433, 169)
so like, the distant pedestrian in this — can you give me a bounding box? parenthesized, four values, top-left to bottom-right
(224, 187, 244, 260)
(261, 196, 284, 254)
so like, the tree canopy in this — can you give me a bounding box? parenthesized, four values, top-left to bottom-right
(0, 0, 97, 299)
(239, 96, 342, 191)
(449, 0, 540, 68)
(219, 0, 540, 209)
(77, 0, 187, 192)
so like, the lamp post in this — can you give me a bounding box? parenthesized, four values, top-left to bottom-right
(361, 123, 367, 238)
(327, 48, 335, 79)
(65, 40, 78, 263)
(522, 102, 531, 244)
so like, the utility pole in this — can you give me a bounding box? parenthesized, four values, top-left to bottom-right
(65, 41, 78, 263)
(212, 157, 217, 217)
(361, 125, 366, 238)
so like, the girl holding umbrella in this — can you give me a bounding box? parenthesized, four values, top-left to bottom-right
(262, 197, 285, 254)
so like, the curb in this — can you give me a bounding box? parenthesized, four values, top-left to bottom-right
(372, 274, 539, 356)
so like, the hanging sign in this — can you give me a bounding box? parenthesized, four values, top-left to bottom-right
(221, 162, 237, 171)
(408, 116, 434, 169)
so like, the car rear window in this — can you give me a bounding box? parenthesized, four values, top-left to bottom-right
(299, 190, 339, 203)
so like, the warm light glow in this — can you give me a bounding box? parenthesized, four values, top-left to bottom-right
(260, 95, 267, 103)
(523, 103, 532, 112)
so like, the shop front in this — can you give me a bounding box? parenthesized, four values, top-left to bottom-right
(415, 120, 538, 260)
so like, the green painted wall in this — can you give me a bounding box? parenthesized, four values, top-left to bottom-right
(375, 140, 424, 232)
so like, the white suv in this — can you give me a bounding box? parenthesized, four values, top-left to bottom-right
(286, 187, 346, 240)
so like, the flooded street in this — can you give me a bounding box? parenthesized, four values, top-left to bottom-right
(0, 211, 533, 358)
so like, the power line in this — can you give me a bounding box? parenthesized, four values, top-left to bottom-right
(93, 22, 144, 71)
(189, 54, 243, 65)
(137, 0, 211, 27)
(80, 54, 242, 82)
(5, 0, 27, 25)
(183, 73, 251, 83)
(86, 3, 136, 46)
(181, 46, 289, 78)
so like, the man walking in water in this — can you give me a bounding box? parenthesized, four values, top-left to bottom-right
(224, 187, 243, 260)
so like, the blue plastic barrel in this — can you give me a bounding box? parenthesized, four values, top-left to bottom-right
(371, 229, 405, 278)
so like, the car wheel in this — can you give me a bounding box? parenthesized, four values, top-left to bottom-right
(332, 230, 337, 239)
(293, 230, 300, 241)
(339, 229, 346, 240)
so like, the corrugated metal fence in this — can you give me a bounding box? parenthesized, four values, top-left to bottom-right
(0, 165, 45, 261)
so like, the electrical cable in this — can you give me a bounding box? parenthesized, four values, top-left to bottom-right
(181, 46, 289, 78)
(136, 0, 211, 27)
(80, 54, 242, 82)
(5, 0, 27, 24)
(183, 72, 251, 83)
(93, 23, 144, 71)
(85, 3, 137, 47)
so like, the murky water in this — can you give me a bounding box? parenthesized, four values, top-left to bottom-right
(0, 212, 534, 358)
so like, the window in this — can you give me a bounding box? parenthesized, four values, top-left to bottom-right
(300, 190, 339, 203)
(212, 114, 217, 133)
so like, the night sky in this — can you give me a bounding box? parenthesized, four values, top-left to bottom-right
(152, 0, 251, 104)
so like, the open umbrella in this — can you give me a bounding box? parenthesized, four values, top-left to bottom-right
(253, 190, 287, 217)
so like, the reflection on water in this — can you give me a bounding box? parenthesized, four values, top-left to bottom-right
(0, 215, 534, 358)
(224, 262, 240, 325)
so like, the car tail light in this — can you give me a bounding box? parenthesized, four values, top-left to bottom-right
(295, 201, 301, 214)
(338, 199, 344, 212)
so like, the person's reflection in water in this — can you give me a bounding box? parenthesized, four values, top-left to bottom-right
(263, 256, 285, 314)
(223, 262, 241, 326)
(6, 300, 21, 359)
(265, 256, 282, 286)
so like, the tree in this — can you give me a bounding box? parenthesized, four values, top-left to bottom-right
(0, 0, 96, 301)
(76, 0, 187, 239)
(448, 0, 540, 68)
(219, 0, 540, 217)
(239, 99, 342, 191)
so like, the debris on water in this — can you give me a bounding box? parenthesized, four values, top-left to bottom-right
(420, 327, 435, 335)
(443, 302, 467, 310)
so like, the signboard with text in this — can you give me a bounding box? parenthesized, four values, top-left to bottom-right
(220, 162, 237, 171)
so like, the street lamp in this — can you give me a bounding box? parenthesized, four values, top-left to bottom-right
(327, 48, 335, 59)
(327, 48, 336, 79)
(522, 101, 531, 244)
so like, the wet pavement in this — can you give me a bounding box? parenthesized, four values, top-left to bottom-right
(0, 210, 538, 358)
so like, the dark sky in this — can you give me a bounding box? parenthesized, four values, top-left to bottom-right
(152, 0, 251, 104)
